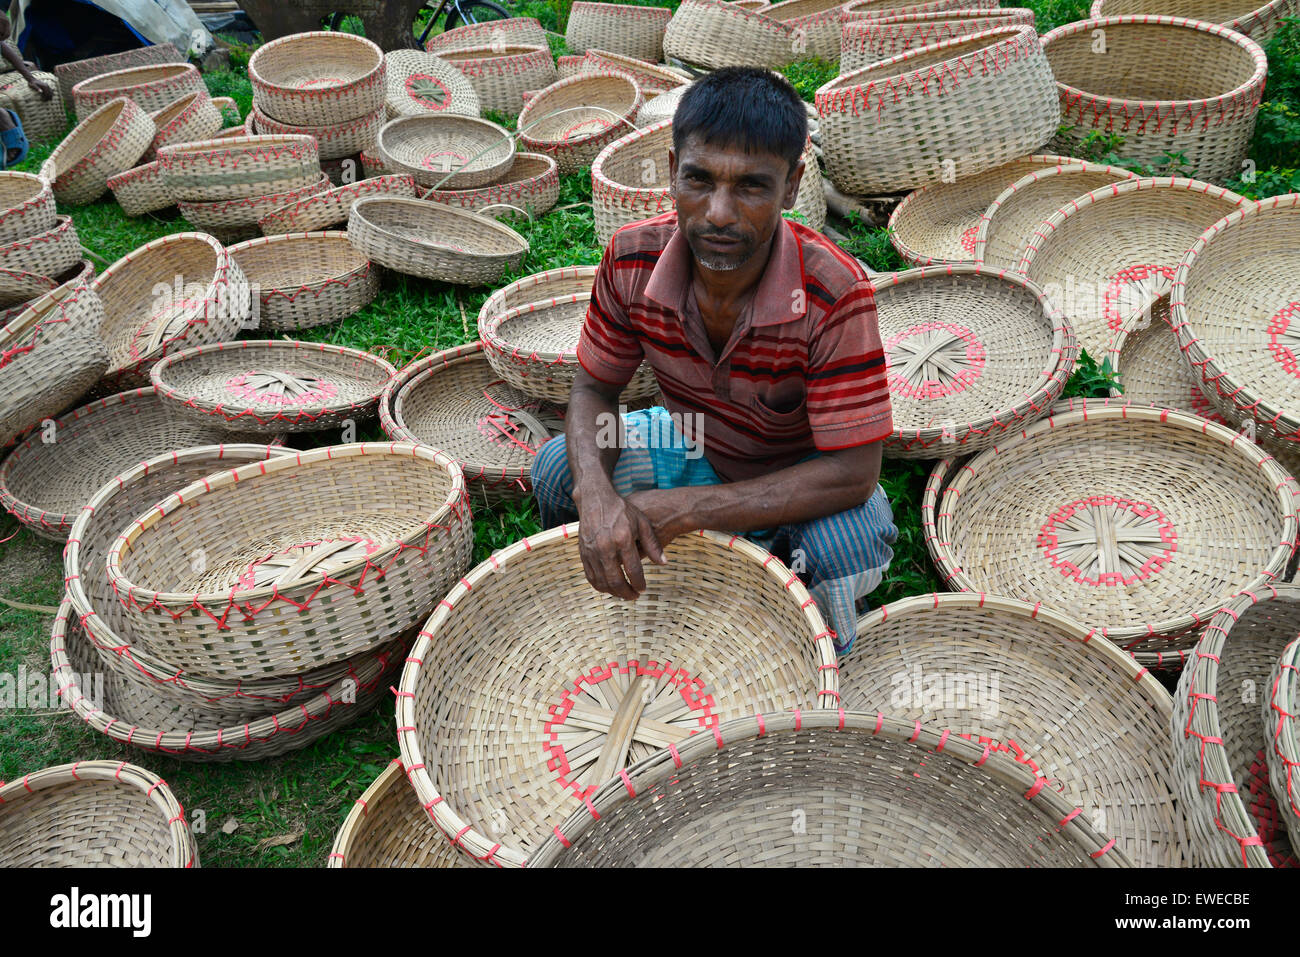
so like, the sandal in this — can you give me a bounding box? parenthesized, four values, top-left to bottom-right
(0, 110, 28, 170)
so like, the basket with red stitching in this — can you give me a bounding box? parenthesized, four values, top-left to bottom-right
(662, 0, 800, 70)
(841, 0, 973, 17)
(55, 42, 185, 104)
(565, 1, 672, 61)
(47, 97, 156, 206)
(107, 159, 173, 216)
(384, 49, 481, 120)
(1090, 0, 1297, 46)
(158, 134, 321, 203)
(376, 114, 515, 189)
(841, 6, 1036, 73)
(0, 171, 55, 245)
(258, 174, 416, 234)
(228, 231, 378, 331)
(1266, 632, 1300, 838)
(517, 72, 643, 176)
(577, 49, 692, 94)
(479, 263, 597, 320)
(178, 172, 332, 244)
(148, 90, 223, 157)
(427, 16, 548, 52)
(251, 104, 385, 161)
(0, 215, 84, 278)
(70, 62, 203, 122)
(249, 30, 386, 127)
(763, 0, 852, 62)
(438, 43, 558, 119)
(418, 151, 559, 220)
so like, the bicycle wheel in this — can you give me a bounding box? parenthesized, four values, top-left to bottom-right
(443, 0, 512, 32)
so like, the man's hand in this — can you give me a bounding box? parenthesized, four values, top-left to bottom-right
(576, 484, 667, 601)
(29, 78, 53, 101)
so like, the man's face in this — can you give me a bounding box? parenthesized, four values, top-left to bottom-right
(669, 133, 803, 273)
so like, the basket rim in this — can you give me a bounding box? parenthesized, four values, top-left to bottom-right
(1267, 631, 1300, 827)
(843, 5, 1034, 30)
(250, 102, 385, 139)
(428, 41, 551, 64)
(257, 174, 416, 231)
(569, 0, 674, 17)
(517, 71, 643, 149)
(247, 30, 385, 101)
(176, 172, 332, 215)
(70, 61, 195, 97)
(591, 117, 672, 202)
(1089, 0, 1292, 34)
(157, 133, 317, 162)
(0, 213, 74, 255)
(1104, 291, 1170, 379)
(671, 0, 799, 36)
(150, 89, 207, 126)
(48, 96, 146, 182)
(376, 113, 515, 186)
(580, 49, 692, 88)
(0, 169, 51, 221)
(418, 150, 558, 201)
(327, 758, 407, 867)
(0, 266, 94, 345)
(227, 228, 370, 283)
(480, 291, 592, 366)
(479, 264, 599, 321)
(349, 195, 530, 257)
(396, 523, 839, 868)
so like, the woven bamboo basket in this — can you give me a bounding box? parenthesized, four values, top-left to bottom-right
(149, 91, 223, 156)
(566, 2, 673, 60)
(71, 63, 203, 122)
(360, 149, 392, 177)
(0, 259, 92, 322)
(1267, 633, 1300, 836)
(1090, 0, 1298, 46)
(765, 0, 851, 62)
(419, 151, 559, 220)
(0, 171, 54, 245)
(47, 97, 155, 206)
(1016, 177, 1246, 360)
(0, 70, 64, 144)
(842, 0, 976, 16)
(151, 339, 397, 434)
(55, 42, 185, 104)
(212, 96, 239, 120)
(1170, 193, 1300, 458)
(1174, 583, 1300, 866)
(841, 7, 1035, 72)
(178, 172, 332, 244)
(0, 215, 82, 278)
(107, 159, 173, 216)
(731, 0, 772, 7)
(347, 196, 528, 285)
(380, 341, 564, 505)
(480, 264, 598, 319)
(0, 272, 107, 449)
(329, 759, 471, 867)
(663, 0, 801, 69)
(210, 124, 255, 141)
(927, 398, 1299, 667)
(0, 760, 197, 867)
(439, 44, 557, 119)
(158, 134, 321, 203)
(579, 50, 692, 94)
(105, 442, 473, 681)
(871, 265, 1077, 457)
(249, 31, 386, 127)
(251, 104, 384, 162)
(635, 84, 685, 125)
(396, 525, 839, 867)
(377, 114, 514, 189)
(842, 593, 1187, 866)
(258, 174, 416, 234)
(816, 26, 1060, 196)
(228, 231, 378, 331)
(93, 232, 252, 390)
(528, 709, 1132, 867)
(427, 16, 550, 52)
(973, 162, 1143, 268)
(557, 55, 586, 79)
(1043, 17, 1266, 185)
(518, 73, 642, 175)
(384, 50, 481, 119)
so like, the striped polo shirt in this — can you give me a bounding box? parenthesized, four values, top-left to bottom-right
(576, 211, 893, 483)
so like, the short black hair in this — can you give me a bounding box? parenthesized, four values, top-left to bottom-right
(672, 67, 807, 174)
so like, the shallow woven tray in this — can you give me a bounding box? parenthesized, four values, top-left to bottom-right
(528, 710, 1131, 867)
(972, 161, 1141, 268)
(663, 0, 800, 69)
(1091, 0, 1297, 44)
(396, 526, 838, 867)
(927, 398, 1299, 665)
(418, 151, 560, 221)
(151, 339, 397, 434)
(385, 49, 481, 119)
(249, 31, 386, 127)
(840, 7, 1036, 73)
(579, 50, 692, 93)
(377, 114, 514, 189)
(0, 215, 82, 278)
(106, 442, 473, 681)
(1174, 583, 1300, 866)
(0, 760, 197, 867)
(347, 196, 528, 285)
(815, 25, 1060, 196)
(439, 43, 557, 119)
(479, 264, 598, 320)
(149, 91, 223, 156)
(0, 170, 55, 245)
(566, 1, 672, 61)
(71, 62, 203, 122)
(229, 231, 378, 332)
(329, 759, 471, 867)
(107, 159, 172, 215)
(94, 231, 252, 390)
(179, 172, 333, 244)
(0, 271, 107, 448)
(0, 70, 64, 143)
(158, 134, 321, 203)
(517, 72, 643, 175)
(1042, 16, 1266, 184)
(842, 592, 1186, 866)
(47, 96, 155, 206)
(1016, 176, 1246, 360)
(871, 264, 1077, 456)
(764, 0, 851, 61)
(55, 42, 185, 104)
(251, 104, 384, 162)
(1267, 631, 1300, 836)
(258, 174, 415, 235)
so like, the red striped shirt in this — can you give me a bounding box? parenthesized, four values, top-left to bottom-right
(576, 212, 892, 482)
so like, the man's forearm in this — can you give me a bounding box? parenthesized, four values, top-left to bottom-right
(566, 380, 623, 505)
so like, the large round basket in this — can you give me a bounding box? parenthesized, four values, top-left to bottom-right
(1267, 632, 1300, 836)
(105, 442, 474, 681)
(151, 339, 397, 434)
(376, 114, 514, 189)
(93, 232, 252, 390)
(871, 265, 1077, 457)
(347, 196, 528, 285)
(47, 97, 155, 206)
(972, 162, 1141, 268)
(842, 592, 1186, 866)
(0, 70, 63, 143)
(840, 7, 1036, 73)
(927, 399, 1299, 666)
(438, 44, 557, 119)
(663, 0, 800, 69)
(258, 174, 415, 235)
(764, 0, 851, 62)
(178, 172, 333, 244)
(517, 72, 642, 175)
(1016, 176, 1246, 360)
(565, 2, 672, 61)
(55, 42, 186, 104)
(71, 62, 203, 122)
(251, 105, 385, 162)
(396, 526, 839, 867)
(578, 50, 692, 94)
(815, 26, 1060, 196)
(329, 759, 471, 867)
(0, 171, 55, 245)
(149, 91, 223, 156)
(1090, 0, 1297, 46)
(380, 342, 564, 505)
(0, 272, 107, 449)
(107, 160, 172, 216)
(228, 231, 378, 332)
(158, 134, 321, 203)
(426, 16, 549, 52)
(1042, 17, 1266, 184)
(0, 760, 197, 867)
(0, 215, 83, 278)
(1174, 583, 1300, 866)
(384, 50, 480, 119)
(841, 0, 974, 18)
(249, 31, 386, 127)
(1170, 194, 1300, 457)
(527, 710, 1131, 867)
(419, 152, 560, 221)
(480, 264, 597, 319)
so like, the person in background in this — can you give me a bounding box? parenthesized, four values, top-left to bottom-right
(0, 13, 54, 169)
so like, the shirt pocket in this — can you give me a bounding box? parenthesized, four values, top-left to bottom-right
(750, 389, 809, 431)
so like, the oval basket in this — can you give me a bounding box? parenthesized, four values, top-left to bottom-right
(377, 114, 514, 189)
(178, 173, 333, 244)
(251, 104, 385, 162)
(1090, 0, 1298, 44)
(663, 0, 800, 70)
(56, 42, 186, 104)
(151, 339, 397, 434)
(1016, 176, 1246, 360)
(480, 264, 598, 320)
(71, 62, 203, 122)
(565, 1, 673, 61)
(94, 232, 252, 390)
(158, 134, 321, 203)
(149, 91, 223, 156)
(527, 710, 1131, 867)
(439, 43, 557, 119)
(1267, 633, 1300, 837)
(517, 72, 642, 175)
(871, 265, 1077, 456)
(258, 174, 416, 235)
(1174, 583, 1300, 867)
(107, 159, 172, 216)
(764, 0, 851, 62)
(579, 50, 692, 93)
(347, 196, 528, 285)
(426, 16, 550, 52)
(229, 231, 378, 332)
(0, 171, 55, 245)
(396, 525, 839, 867)
(0, 258, 93, 319)
(841, 592, 1186, 866)
(1043, 16, 1266, 184)
(329, 759, 471, 868)
(105, 443, 474, 681)
(842, 0, 974, 17)
(927, 398, 1300, 666)
(47, 96, 155, 206)
(249, 31, 386, 127)
(815, 25, 1060, 196)
(841, 7, 1036, 73)
(0, 760, 197, 867)
(419, 151, 559, 221)
(0, 215, 83, 279)
(384, 49, 481, 119)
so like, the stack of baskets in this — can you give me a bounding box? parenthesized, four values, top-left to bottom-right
(0, 170, 85, 293)
(0, 69, 66, 146)
(841, 8, 1037, 73)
